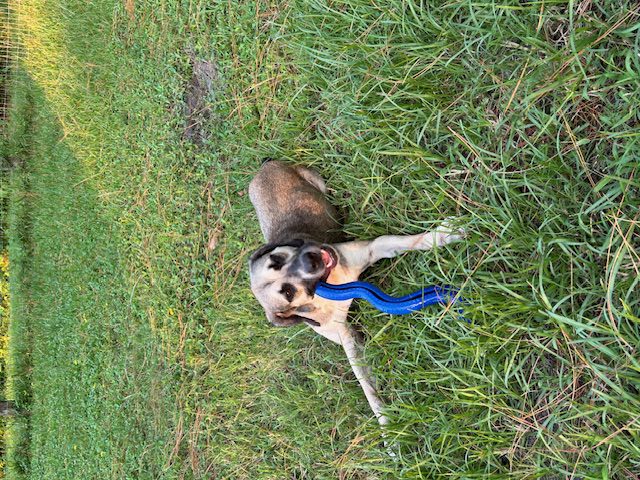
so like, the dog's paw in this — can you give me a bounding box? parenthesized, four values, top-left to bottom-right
(439, 217, 466, 243)
(417, 218, 466, 249)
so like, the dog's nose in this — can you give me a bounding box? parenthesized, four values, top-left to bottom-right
(301, 251, 322, 273)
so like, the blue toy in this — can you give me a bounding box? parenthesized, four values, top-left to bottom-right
(315, 281, 461, 315)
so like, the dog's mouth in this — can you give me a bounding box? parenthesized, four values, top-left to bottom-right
(320, 247, 337, 281)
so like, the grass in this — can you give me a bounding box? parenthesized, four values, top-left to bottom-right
(2, 0, 639, 478)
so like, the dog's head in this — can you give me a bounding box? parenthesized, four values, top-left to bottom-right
(249, 239, 338, 327)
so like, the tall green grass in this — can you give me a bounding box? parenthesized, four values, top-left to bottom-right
(3, 0, 640, 478)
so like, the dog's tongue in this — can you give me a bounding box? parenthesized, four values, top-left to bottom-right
(321, 249, 334, 269)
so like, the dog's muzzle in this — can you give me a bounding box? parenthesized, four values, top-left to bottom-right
(292, 244, 337, 280)
(301, 251, 323, 273)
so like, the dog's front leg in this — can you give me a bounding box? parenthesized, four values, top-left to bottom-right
(337, 221, 464, 276)
(335, 324, 388, 426)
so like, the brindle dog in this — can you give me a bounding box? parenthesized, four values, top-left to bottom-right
(248, 160, 464, 425)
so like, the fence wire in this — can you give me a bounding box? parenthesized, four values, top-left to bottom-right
(1, 0, 22, 135)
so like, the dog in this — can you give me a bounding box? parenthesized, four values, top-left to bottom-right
(248, 160, 463, 426)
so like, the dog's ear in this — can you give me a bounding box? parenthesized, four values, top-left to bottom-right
(266, 310, 320, 328)
(250, 243, 279, 263)
(249, 239, 306, 263)
(265, 309, 303, 327)
(286, 314, 321, 327)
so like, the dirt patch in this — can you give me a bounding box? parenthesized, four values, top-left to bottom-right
(183, 52, 219, 146)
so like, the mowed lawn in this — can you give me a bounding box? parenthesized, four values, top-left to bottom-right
(2, 0, 640, 478)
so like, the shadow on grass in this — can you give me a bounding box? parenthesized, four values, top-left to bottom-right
(3, 69, 178, 479)
(3, 79, 36, 478)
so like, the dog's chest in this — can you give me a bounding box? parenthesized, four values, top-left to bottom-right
(307, 265, 357, 344)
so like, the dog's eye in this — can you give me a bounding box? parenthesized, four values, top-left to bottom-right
(268, 254, 286, 270)
(280, 283, 296, 302)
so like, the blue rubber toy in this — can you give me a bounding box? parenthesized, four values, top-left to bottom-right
(315, 281, 460, 315)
